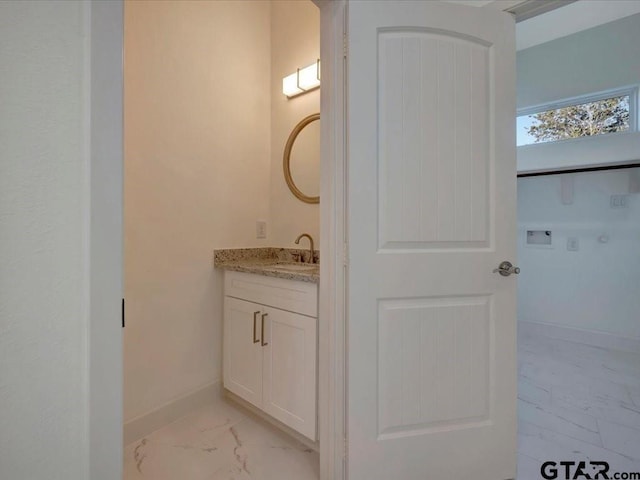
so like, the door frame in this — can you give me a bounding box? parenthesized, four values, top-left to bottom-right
(314, 1, 347, 479)
(88, 1, 124, 478)
(87, 1, 348, 479)
(86, 1, 580, 478)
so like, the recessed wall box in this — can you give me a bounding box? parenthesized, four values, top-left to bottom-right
(526, 230, 552, 246)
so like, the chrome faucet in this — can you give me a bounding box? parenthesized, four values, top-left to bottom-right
(294, 233, 315, 264)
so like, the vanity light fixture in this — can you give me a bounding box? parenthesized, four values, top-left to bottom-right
(282, 59, 320, 98)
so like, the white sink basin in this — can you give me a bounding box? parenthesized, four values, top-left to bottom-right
(270, 263, 318, 272)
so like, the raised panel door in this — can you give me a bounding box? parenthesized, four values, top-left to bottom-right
(262, 306, 317, 440)
(223, 297, 264, 408)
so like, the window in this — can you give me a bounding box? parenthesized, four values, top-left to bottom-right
(517, 88, 637, 147)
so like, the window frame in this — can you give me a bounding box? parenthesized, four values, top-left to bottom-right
(516, 86, 639, 147)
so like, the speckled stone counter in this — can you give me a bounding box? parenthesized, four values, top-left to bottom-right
(213, 248, 319, 284)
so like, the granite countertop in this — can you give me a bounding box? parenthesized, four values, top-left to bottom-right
(213, 248, 319, 284)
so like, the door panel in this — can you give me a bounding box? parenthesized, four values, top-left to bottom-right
(347, 1, 516, 479)
(262, 307, 317, 440)
(223, 297, 263, 408)
(378, 29, 490, 249)
(378, 296, 490, 438)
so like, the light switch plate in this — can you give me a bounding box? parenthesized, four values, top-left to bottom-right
(567, 237, 579, 251)
(256, 220, 267, 239)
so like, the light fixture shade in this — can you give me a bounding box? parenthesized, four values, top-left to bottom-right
(282, 72, 301, 98)
(282, 60, 320, 98)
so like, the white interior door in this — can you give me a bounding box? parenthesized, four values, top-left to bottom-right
(346, 1, 517, 479)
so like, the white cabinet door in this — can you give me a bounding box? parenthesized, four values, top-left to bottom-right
(262, 306, 317, 440)
(347, 1, 517, 479)
(223, 297, 264, 408)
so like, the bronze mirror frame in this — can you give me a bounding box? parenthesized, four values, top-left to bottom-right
(283, 113, 320, 204)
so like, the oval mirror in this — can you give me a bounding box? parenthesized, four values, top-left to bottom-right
(283, 113, 320, 204)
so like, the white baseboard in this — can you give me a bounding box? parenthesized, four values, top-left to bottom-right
(124, 380, 221, 446)
(519, 319, 640, 353)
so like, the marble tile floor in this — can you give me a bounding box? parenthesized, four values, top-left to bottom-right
(124, 328, 639, 480)
(124, 397, 319, 480)
(517, 328, 640, 479)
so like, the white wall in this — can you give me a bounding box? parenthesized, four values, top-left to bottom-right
(516, 1, 640, 52)
(517, 169, 640, 339)
(517, 13, 640, 109)
(269, 0, 320, 247)
(516, 13, 640, 173)
(124, 0, 272, 422)
(0, 1, 89, 477)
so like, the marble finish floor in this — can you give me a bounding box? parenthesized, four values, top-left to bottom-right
(124, 397, 318, 480)
(125, 329, 639, 479)
(517, 328, 640, 479)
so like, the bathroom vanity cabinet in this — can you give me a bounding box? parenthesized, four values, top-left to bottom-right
(223, 271, 318, 441)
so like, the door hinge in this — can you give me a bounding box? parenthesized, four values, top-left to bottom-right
(343, 436, 348, 459)
(122, 298, 125, 328)
(343, 33, 347, 58)
(343, 243, 349, 267)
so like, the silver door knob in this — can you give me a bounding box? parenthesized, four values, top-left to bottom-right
(493, 261, 520, 277)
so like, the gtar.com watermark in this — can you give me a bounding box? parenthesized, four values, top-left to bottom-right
(541, 461, 640, 479)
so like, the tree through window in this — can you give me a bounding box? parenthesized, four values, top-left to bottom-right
(517, 94, 631, 146)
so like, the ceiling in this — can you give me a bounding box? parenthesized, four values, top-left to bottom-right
(445, 0, 640, 51)
(515, 0, 640, 50)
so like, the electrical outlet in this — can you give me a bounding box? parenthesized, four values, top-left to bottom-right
(567, 237, 579, 252)
(256, 220, 267, 239)
(610, 194, 628, 209)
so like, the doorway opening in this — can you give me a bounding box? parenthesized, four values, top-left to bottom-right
(119, 1, 345, 478)
(514, 4, 640, 476)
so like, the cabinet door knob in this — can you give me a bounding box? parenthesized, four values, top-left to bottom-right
(261, 313, 269, 347)
(253, 311, 260, 344)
